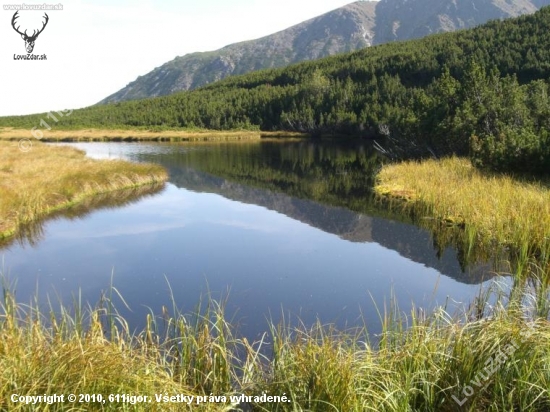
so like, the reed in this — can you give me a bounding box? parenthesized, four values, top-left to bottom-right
(375, 156, 550, 267)
(1, 274, 549, 411)
(0, 280, 236, 411)
(0, 141, 168, 240)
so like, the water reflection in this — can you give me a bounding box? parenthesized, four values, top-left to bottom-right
(0, 140, 499, 340)
(130, 140, 497, 284)
(0, 184, 165, 249)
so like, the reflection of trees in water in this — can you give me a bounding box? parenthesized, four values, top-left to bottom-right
(134, 141, 501, 284)
(0, 184, 165, 250)
(138, 140, 383, 210)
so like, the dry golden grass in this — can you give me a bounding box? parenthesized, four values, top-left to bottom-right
(0, 127, 304, 142)
(2, 281, 550, 411)
(0, 140, 167, 239)
(0, 289, 236, 412)
(375, 157, 550, 259)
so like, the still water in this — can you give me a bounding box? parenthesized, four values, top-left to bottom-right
(1, 140, 497, 339)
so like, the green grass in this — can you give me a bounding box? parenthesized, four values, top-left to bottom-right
(0, 141, 168, 240)
(1, 273, 549, 411)
(374, 156, 550, 269)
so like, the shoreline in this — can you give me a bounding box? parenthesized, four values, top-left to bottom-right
(0, 141, 168, 241)
(0, 282, 547, 411)
(1, 140, 549, 411)
(0, 127, 307, 142)
(374, 156, 550, 266)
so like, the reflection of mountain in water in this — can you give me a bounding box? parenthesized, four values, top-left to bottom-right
(168, 165, 493, 285)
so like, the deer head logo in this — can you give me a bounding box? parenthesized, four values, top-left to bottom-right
(11, 11, 49, 54)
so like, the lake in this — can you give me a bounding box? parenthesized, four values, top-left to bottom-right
(0, 139, 499, 340)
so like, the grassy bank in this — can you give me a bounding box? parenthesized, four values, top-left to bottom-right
(374, 157, 550, 267)
(0, 278, 549, 411)
(2, 147, 550, 410)
(0, 141, 167, 240)
(0, 127, 306, 142)
(0, 184, 165, 249)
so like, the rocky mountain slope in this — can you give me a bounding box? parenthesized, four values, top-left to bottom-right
(100, 0, 549, 104)
(100, 1, 377, 104)
(373, 0, 541, 44)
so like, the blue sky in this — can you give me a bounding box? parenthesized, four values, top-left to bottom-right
(0, 0, 364, 116)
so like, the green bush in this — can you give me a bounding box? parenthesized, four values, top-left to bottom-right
(470, 128, 548, 173)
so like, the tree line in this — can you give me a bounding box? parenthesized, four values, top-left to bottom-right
(3, 7, 550, 173)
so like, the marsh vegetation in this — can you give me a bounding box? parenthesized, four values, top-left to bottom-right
(1, 141, 549, 411)
(1, 272, 549, 411)
(0, 141, 167, 240)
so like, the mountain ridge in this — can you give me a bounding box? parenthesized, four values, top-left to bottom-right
(373, 0, 540, 44)
(100, 0, 550, 105)
(100, 1, 377, 104)
(5, 3, 550, 173)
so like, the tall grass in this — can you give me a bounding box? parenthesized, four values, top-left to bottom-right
(255, 279, 550, 411)
(0, 277, 246, 411)
(1, 273, 549, 411)
(0, 141, 168, 240)
(375, 156, 550, 269)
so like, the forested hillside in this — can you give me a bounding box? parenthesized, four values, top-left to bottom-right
(100, 0, 549, 104)
(3, 7, 550, 173)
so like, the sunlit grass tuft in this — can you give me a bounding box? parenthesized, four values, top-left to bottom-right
(375, 156, 550, 265)
(0, 141, 168, 240)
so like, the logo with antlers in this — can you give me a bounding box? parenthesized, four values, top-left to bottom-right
(11, 11, 49, 54)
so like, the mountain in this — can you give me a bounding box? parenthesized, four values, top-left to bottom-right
(99, 1, 377, 104)
(5, 4, 550, 173)
(99, 0, 549, 105)
(373, 0, 540, 44)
